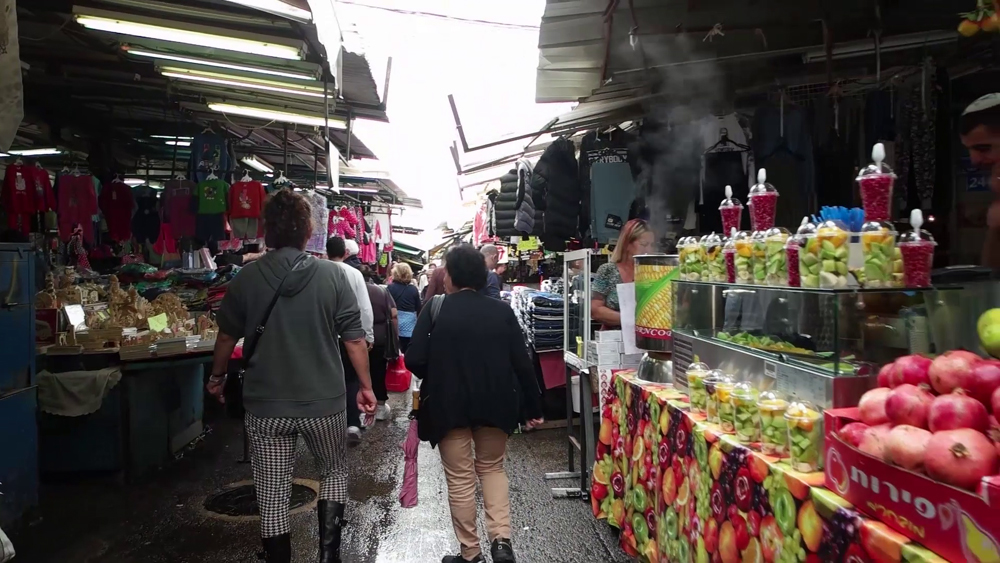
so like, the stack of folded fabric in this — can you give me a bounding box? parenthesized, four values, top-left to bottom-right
(511, 287, 564, 352)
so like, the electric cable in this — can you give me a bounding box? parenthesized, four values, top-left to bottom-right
(336, 1, 539, 31)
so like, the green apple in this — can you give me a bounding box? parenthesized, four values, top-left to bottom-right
(981, 322, 1000, 358)
(979, 308, 1000, 338)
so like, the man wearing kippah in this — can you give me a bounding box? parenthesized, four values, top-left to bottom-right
(960, 94, 1000, 267)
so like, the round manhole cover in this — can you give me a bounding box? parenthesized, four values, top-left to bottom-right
(204, 483, 317, 517)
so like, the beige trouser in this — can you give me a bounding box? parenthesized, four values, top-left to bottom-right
(438, 427, 511, 559)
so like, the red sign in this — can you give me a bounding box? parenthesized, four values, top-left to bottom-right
(824, 408, 1000, 563)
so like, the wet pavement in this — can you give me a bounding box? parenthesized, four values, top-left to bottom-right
(9, 394, 630, 562)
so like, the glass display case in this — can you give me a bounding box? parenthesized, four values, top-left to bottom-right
(670, 280, 978, 408)
(563, 249, 593, 369)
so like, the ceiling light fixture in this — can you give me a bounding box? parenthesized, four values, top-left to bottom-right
(222, 0, 311, 22)
(75, 14, 303, 59)
(160, 67, 331, 99)
(124, 178, 146, 186)
(151, 134, 194, 140)
(7, 148, 63, 156)
(241, 155, 274, 173)
(331, 185, 379, 194)
(164, 140, 191, 146)
(207, 103, 347, 129)
(126, 48, 317, 81)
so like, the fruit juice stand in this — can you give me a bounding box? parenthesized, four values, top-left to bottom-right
(591, 371, 950, 563)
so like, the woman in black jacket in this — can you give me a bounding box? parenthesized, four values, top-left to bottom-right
(405, 245, 543, 563)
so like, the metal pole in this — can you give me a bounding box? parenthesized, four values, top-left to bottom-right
(313, 145, 319, 186)
(324, 57, 331, 187)
(282, 124, 288, 177)
(345, 110, 352, 161)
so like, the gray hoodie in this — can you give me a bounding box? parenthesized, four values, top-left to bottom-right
(217, 247, 364, 418)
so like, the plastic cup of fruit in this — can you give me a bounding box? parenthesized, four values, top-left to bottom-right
(784, 236, 802, 287)
(750, 231, 768, 285)
(679, 237, 705, 282)
(702, 232, 726, 282)
(757, 392, 789, 455)
(899, 231, 937, 287)
(732, 231, 752, 284)
(860, 221, 897, 288)
(719, 193, 744, 236)
(764, 227, 790, 286)
(813, 220, 850, 289)
(713, 375, 737, 431)
(785, 400, 823, 472)
(748, 170, 779, 231)
(724, 245, 737, 283)
(856, 144, 896, 222)
(731, 382, 760, 443)
(703, 370, 732, 425)
(685, 362, 711, 415)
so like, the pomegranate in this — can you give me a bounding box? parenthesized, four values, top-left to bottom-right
(928, 390, 989, 433)
(858, 388, 891, 425)
(839, 422, 870, 448)
(924, 428, 999, 490)
(859, 424, 892, 460)
(969, 360, 1000, 405)
(885, 384, 934, 428)
(877, 362, 896, 388)
(929, 352, 979, 395)
(894, 355, 932, 387)
(884, 425, 932, 470)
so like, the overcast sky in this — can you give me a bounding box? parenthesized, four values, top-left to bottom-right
(338, 0, 572, 249)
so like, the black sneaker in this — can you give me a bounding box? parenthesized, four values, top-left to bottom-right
(441, 554, 484, 563)
(491, 539, 516, 563)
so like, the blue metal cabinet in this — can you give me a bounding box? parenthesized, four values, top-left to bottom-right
(0, 243, 38, 526)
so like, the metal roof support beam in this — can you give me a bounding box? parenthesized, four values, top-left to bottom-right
(448, 92, 560, 153)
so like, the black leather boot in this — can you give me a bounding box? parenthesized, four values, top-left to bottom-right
(318, 500, 347, 563)
(260, 533, 291, 563)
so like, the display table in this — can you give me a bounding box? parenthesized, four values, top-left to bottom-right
(37, 351, 210, 479)
(591, 371, 948, 563)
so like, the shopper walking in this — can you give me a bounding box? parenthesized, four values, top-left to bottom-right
(591, 218, 654, 328)
(361, 265, 398, 421)
(405, 244, 544, 563)
(424, 258, 448, 300)
(479, 244, 502, 298)
(327, 236, 375, 443)
(387, 262, 421, 352)
(208, 190, 377, 563)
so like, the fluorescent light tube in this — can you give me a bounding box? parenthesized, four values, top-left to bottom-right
(321, 185, 379, 193)
(8, 148, 63, 156)
(222, 0, 311, 22)
(0, 153, 9, 157)
(75, 15, 303, 59)
(151, 135, 194, 140)
(164, 140, 191, 146)
(126, 49, 317, 81)
(124, 178, 145, 186)
(160, 67, 331, 99)
(241, 155, 274, 173)
(208, 103, 347, 129)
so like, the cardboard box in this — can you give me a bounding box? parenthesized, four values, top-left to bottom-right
(824, 408, 1000, 562)
(621, 353, 645, 364)
(587, 341, 622, 356)
(595, 330, 622, 342)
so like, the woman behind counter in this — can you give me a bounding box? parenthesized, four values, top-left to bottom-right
(591, 219, 654, 328)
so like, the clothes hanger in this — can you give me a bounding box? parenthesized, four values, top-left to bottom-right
(14, 156, 23, 165)
(206, 167, 218, 181)
(241, 169, 252, 182)
(72, 164, 81, 177)
(705, 127, 750, 154)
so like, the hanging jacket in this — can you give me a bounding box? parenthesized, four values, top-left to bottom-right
(532, 139, 580, 245)
(513, 158, 536, 235)
(494, 170, 519, 237)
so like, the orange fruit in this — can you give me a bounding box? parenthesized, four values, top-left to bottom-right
(676, 477, 691, 507)
(742, 537, 762, 563)
(960, 19, 981, 37)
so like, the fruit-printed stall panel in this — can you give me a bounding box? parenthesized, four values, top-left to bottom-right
(592, 372, 949, 563)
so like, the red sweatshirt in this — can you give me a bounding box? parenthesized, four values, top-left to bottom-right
(3, 164, 34, 232)
(99, 180, 135, 242)
(57, 174, 99, 243)
(228, 180, 266, 219)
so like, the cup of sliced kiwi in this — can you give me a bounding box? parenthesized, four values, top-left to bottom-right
(685, 362, 711, 415)
(757, 391, 789, 456)
(785, 400, 823, 472)
(731, 382, 760, 443)
(714, 375, 736, 432)
(703, 370, 732, 426)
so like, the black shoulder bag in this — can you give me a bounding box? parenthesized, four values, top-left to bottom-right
(414, 294, 445, 441)
(224, 253, 308, 417)
(383, 286, 400, 361)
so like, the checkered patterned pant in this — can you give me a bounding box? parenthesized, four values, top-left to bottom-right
(246, 411, 349, 538)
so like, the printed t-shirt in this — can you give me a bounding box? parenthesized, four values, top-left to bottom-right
(162, 179, 197, 238)
(196, 179, 229, 214)
(228, 180, 266, 219)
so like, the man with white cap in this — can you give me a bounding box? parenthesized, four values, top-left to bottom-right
(960, 94, 1000, 267)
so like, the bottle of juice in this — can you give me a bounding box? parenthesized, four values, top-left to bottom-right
(702, 232, 726, 282)
(719, 184, 744, 236)
(757, 391, 788, 455)
(731, 382, 760, 443)
(723, 228, 738, 283)
(856, 143, 896, 223)
(748, 169, 779, 231)
(685, 362, 711, 415)
(898, 209, 936, 288)
(786, 400, 823, 472)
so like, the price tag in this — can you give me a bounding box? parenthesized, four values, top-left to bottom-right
(764, 361, 777, 380)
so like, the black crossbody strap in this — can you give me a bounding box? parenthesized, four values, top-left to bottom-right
(239, 253, 308, 374)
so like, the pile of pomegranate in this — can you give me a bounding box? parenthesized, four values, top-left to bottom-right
(840, 351, 1000, 491)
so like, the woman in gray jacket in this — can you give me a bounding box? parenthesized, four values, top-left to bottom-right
(208, 190, 376, 563)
